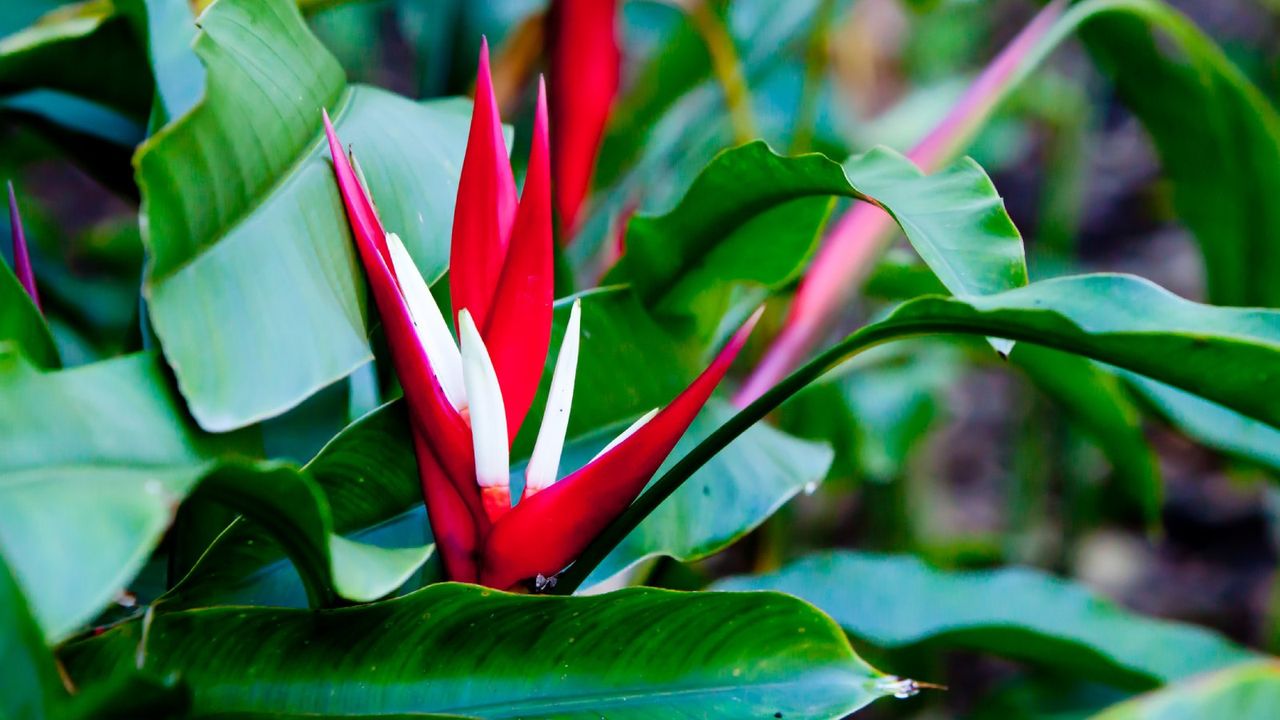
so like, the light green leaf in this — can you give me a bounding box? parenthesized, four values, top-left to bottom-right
(1091, 662, 1280, 719)
(714, 552, 1255, 687)
(0, 350, 430, 641)
(162, 400, 430, 610)
(1127, 374, 1280, 474)
(137, 0, 473, 431)
(0, 261, 58, 368)
(605, 142, 1026, 339)
(63, 585, 894, 719)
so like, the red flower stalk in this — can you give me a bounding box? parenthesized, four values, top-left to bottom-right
(546, 0, 620, 237)
(7, 182, 40, 312)
(325, 42, 757, 589)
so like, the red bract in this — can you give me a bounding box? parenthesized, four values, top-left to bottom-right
(325, 45, 756, 590)
(7, 182, 40, 312)
(546, 0, 620, 237)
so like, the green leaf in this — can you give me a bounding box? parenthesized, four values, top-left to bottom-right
(137, 0, 473, 431)
(713, 552, 1255, 687)
(558, 273, 1280, 590)
(1010, 345, 1161, 524)
(169, 288, 823, 605)
(863, 0, 1280, 309)
(1074, 0, 1280, 308)
(512, 288, 693, 459)
(0, 261, 58, 368)
(0, 350, 429, 641)
(584, 399, 834, 586)
(0, 0, 152, 120)
(1126, 375, 1280, 474)
(117, 0, 205, 126)
(0, 548, 61, 720)
(778, 342, 962, 483)
(63, 585, 894, 719)
(605, 142, 1026, 338)
(179, 462, 433, 609)
(162, 400, 431, 610)
(1090, 662, 1280, 719)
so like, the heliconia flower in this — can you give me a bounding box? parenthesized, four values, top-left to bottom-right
(324, 44, 758, 590)
(546, 0, 620, 237)
(735, 0, 1067, 406)
(7, 182, 40, 312)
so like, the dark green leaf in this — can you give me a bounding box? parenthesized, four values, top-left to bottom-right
(1077, 0, 1280, 307)
(0, 0, 151, 120)
(0, 544, 190, 719)
(0, 548, 61, 720)
(584, 400, 833, 586)
(63, 584, 894, 719)
(559, 273, 1280, 589)
(713, 552, 1255, 687)
(1010, 345, 1161, 524)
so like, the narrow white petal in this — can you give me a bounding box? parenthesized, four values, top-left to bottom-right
(525, 299, 582, 495)
(387, 232, 466, 410)
(591, 407, 660, 463)
(458, 309, 509, 491)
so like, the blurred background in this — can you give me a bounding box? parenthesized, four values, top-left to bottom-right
(4, 1, 1279, 716)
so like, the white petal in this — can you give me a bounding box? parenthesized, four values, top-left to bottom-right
(591, 407, 659, 463)
(386, 232, 466, 410)
(458, 309, 509, 491)
(525, 299, 582, 495)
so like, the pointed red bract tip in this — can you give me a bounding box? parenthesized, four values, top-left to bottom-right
(451, 38, 518, 333)
(322, 111, 390, 265)
(547, 0, 620, 238)
(479, 309, 762, 589)
(484, 77, 554, 440)
(7, 182, 40, 312)
(324, 111, 490, 547)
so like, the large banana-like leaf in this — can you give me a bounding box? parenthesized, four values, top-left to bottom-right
(0, 350, 430, 642)
(714, 552, 1254, 688)
(63, 584, 897, 719)
(559, 273, 1280, 590)
(605, 142, 1025, 336)
(136, 0, 473, 431)
(163, 289, 831, 607)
